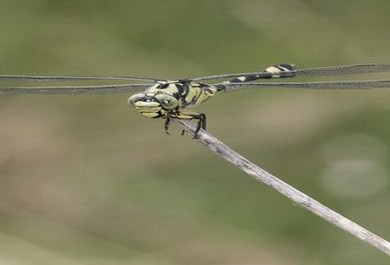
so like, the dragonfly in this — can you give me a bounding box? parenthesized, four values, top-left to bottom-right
(1, 63, 390, 137)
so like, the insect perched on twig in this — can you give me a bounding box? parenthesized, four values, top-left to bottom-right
(1, 63, 390, 137)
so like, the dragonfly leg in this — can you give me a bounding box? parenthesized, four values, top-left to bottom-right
(164, 117, 171, 135)
(167, 111, 206, 138)
(194, 113, 206, 138)
(190, 113, 206, 138)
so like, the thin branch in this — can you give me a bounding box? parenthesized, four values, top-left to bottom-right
(174, 119, 390, 256)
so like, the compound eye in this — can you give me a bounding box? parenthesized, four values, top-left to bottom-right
(155, 94, 178, 109)
(127, 93, 145, 106)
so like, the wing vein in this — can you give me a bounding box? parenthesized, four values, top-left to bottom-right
(0, 74, 160, 82)
(0, 84, 151, 95)
(219, 80, 390, 92)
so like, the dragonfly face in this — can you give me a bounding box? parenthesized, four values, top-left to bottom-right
(127, 91, 178, 118)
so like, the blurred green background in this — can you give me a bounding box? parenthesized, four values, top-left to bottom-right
(0, 0, 389, 264)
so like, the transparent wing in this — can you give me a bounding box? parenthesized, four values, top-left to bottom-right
(295, 64, 390, 77)
(0, 84, 152, 95)
(194, 64, 390, 82)
(0, 74, 160, 82)
(0, 73, 158, 95)
(219, 80, 390, 92)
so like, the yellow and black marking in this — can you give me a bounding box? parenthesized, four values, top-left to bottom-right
(221, 63, 296, 84)
(128, 79, 217, 137)
(127, 64, 296, 137)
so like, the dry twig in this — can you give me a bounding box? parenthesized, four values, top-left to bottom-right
(175, 119, 390, 255)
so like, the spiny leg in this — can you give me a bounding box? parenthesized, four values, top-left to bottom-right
(164, 117, 171, 135)
(192, 113, 206, 138)
(176, 113, 206, 138)
(163, 116, 187, 136)
(167, 112, 207, 138)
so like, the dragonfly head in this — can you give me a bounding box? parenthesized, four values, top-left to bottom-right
(127, 92, 178, 118)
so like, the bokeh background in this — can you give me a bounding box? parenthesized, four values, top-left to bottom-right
(0, 0, 389, 264)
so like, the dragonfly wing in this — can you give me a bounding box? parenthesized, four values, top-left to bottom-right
(296, 64, 390, 77)
(219, 80, 390, 92)
(0, 74, 160, 82)
(194, 64, 390, 82)
(0, 84, 151, 95)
